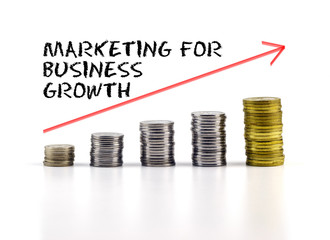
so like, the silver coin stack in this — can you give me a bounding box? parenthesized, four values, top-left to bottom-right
(140, 120, 175, 167)
(90, 132, 124, 167)
(44, 144, 75, 167)
(191, 111, 227, 166)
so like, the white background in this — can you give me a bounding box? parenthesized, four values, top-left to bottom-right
(1, 0, 330, 239)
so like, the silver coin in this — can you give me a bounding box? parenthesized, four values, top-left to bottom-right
(140, 120, 175, 167)
(192, 111, 225, 117)
(140, 120, 174, 125)
(90, 132, 124, 167)
(191, 111, 227, 167)
(92, 132, 124, 137)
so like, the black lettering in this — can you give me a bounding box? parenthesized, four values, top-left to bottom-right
(194, 41, 206, 57)
(103, 82, 117, 97)
(180, 41, 192, 57)
(83, 61, 89, 78)
(122, 41, 135, 56)
(43, 82, 56, 98)
(87, 84, 103, 99)
(207, 42, 212, 57)
(43, 41, 64, 57)
(212, 41, 222, 57)
(118, 82, 130, 98)
(109, 41, 121, 57)
(43, 62, 53, 77)
(65, 41, 77, 58)
(62, 82, 72, 98)
(131, 62, 142, 77)
(89, 62, 103, 78)
(159, 41, 171, 57)
(94, 40, 108, 56)
(55, 62, 68, 77)
(118, 62, 130, 77)
(143, 41, 157, 57)
(137, 40, 142, 57)
(70, 62, 82, 78)
(104, 62, 116, 78)
(79, 41, 93, 57)
(74, 83, 86, 98)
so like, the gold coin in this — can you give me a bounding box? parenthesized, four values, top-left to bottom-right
(246, 155, 284, 161)
(247, 155, 284, 159)
(244, 110, 282, 114)
(245, 119, 282, 123)
(244, 96, 280, 102)
(44, 144, 75, 167)
(244, 114, 282, 120)
(245, 127, 283, 132)
(244, 105, 281, 110)
(244, 121, 283, 126)
(43, 161, 74, 167)
(245, 124, 283, 128)
(245, 130, 283, 134)
(247, 152, 284, 158)
(245, 143, 283, 149)
(245, 134, 283, 139)
(246, 160, 284, 167)
(244, 113, 282, 120)
(246, 148, 284, 154)
(245, 141, 283, 146)
(246, 149, 284, 155)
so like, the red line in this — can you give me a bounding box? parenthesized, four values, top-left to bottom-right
(262, 41, 283, 48)
(270, 47, 285, 66)
(43, 42, 285, 133)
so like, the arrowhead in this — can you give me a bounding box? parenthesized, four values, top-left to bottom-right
(262, 41, 285, 66)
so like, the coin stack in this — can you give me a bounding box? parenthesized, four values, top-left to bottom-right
(140, 120, 175, 167)
(90, 132, 124, 167)
(44, 144, 75, 167)
(191, 111, 227, 167)
(243, 97, 285, 166)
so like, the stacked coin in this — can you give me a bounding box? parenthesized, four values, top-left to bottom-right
(90, 132, 124, 167)
(140, 120, 175, 167)
(243, 97, 285, 166)
(191, 111, 227, 166)
(44, 144, 75, 167)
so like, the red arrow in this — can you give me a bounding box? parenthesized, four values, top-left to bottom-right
(43, 41, 285, 133)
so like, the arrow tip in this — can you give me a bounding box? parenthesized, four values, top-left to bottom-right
(262, 41, 285, 66)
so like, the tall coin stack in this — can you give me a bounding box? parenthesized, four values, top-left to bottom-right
(243, 97, 285, 166)
(140, 120, 175, 167)
(90, 132, 124, 167)
(191, 111, 227, 167)
(44, 144, 75, 167)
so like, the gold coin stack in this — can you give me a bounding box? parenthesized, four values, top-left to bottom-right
(243, 97, 284, 166)
(43, 144, 75, 167)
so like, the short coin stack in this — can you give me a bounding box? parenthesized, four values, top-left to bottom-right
(243, 97, 285, 166)
(44, 144, 75, 167)
(140, 120, 175, 167)
(90, 132, 124, 167)
(191, 111, 227, 166)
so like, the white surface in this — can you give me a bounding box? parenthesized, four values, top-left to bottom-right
(2, 162, 330, 240)
(1, 0, 330, 239)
